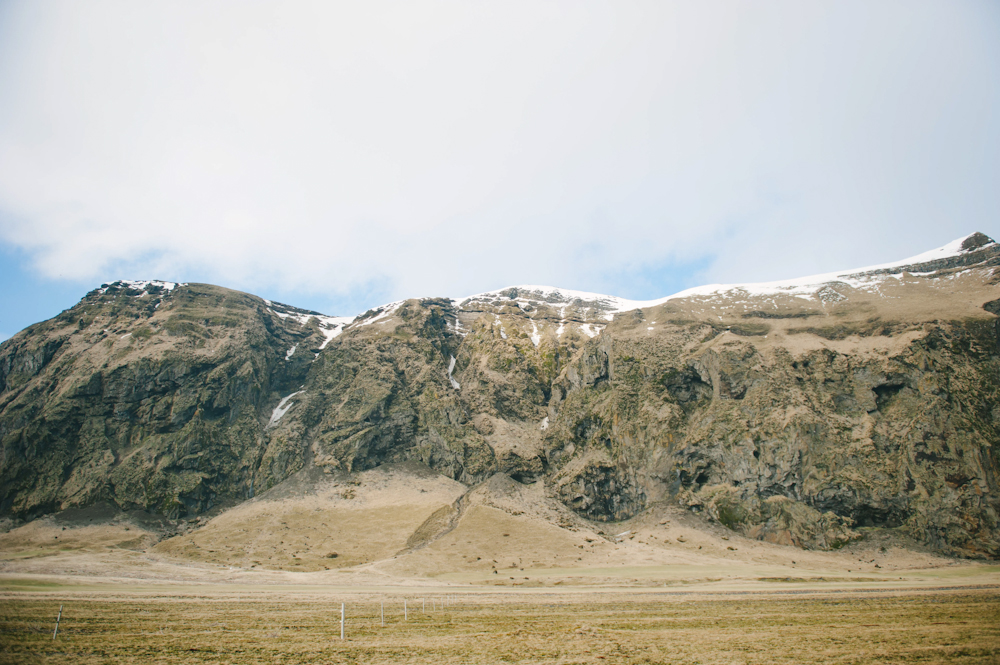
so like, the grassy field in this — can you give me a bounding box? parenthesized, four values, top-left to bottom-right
(2, 588, 998, 664)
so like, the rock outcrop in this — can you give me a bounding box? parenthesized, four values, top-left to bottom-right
(2, 236, 999, 558)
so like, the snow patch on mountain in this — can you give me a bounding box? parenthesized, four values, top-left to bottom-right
(316, 317, 354, 348)
(457, 285, 645, 315)
(453, 233, 996, 317)
(267, 306, 316, 326)
(447, 355, 460, 390)
(267, 390, 304, 429)
(97, 280, 182, 295)
(352, 301, 404, 328)
(265, 300, 354, 353)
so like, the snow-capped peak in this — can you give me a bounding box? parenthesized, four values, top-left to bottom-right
(440, 233, 1000, 320)
(658, 231, 997, 304)
(453, 232, 997, 313)
(103, 233, 995, 347)
(96, 279, 182, 295)
(456, 285, 648, 319)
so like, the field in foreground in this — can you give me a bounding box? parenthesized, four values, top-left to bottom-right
(2, 467, 999, 664)
(2, 586, 999, 664)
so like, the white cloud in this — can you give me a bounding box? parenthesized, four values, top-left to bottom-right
(0, 0, 997, 310)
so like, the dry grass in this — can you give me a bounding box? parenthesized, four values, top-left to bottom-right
(151, 463, 468, 572)
(154, 503, 443, 571)
(1, 588, 998, 664)
(3, 448, 999, 663)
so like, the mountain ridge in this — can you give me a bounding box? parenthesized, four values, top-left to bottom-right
(84, 231, 997, 333)
(453, 231, 998, 315)
(1, 232, 998, 561)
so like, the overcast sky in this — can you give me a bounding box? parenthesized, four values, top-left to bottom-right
(1, 1, 998, 339)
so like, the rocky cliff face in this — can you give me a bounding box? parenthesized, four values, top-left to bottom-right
(2, 235, 999, 559)
(0, 281, 342, 517)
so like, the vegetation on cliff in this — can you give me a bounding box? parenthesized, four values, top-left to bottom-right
(2, 237, 998, 558)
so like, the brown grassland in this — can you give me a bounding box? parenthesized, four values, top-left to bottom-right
(2, 584, 999, 664)
(2, 463, 999, 663)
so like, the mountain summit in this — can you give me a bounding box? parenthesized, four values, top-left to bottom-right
(1, 233, 998, 560)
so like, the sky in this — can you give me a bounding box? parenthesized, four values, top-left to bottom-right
(0, 1, 998, 341)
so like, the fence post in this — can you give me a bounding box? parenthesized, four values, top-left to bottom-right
(52, 605, 62, 640)
(340, 603, 345, 640)
(381, 601, 384, 627)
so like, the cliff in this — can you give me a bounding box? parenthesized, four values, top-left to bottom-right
(2, 234, 998, 558)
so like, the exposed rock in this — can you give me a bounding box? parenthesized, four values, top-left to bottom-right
(2, 236, 999, 559)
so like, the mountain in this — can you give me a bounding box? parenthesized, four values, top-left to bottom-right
(1, 232, 998, 559)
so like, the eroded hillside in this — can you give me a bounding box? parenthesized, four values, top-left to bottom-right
(1, 234, 999, 559)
